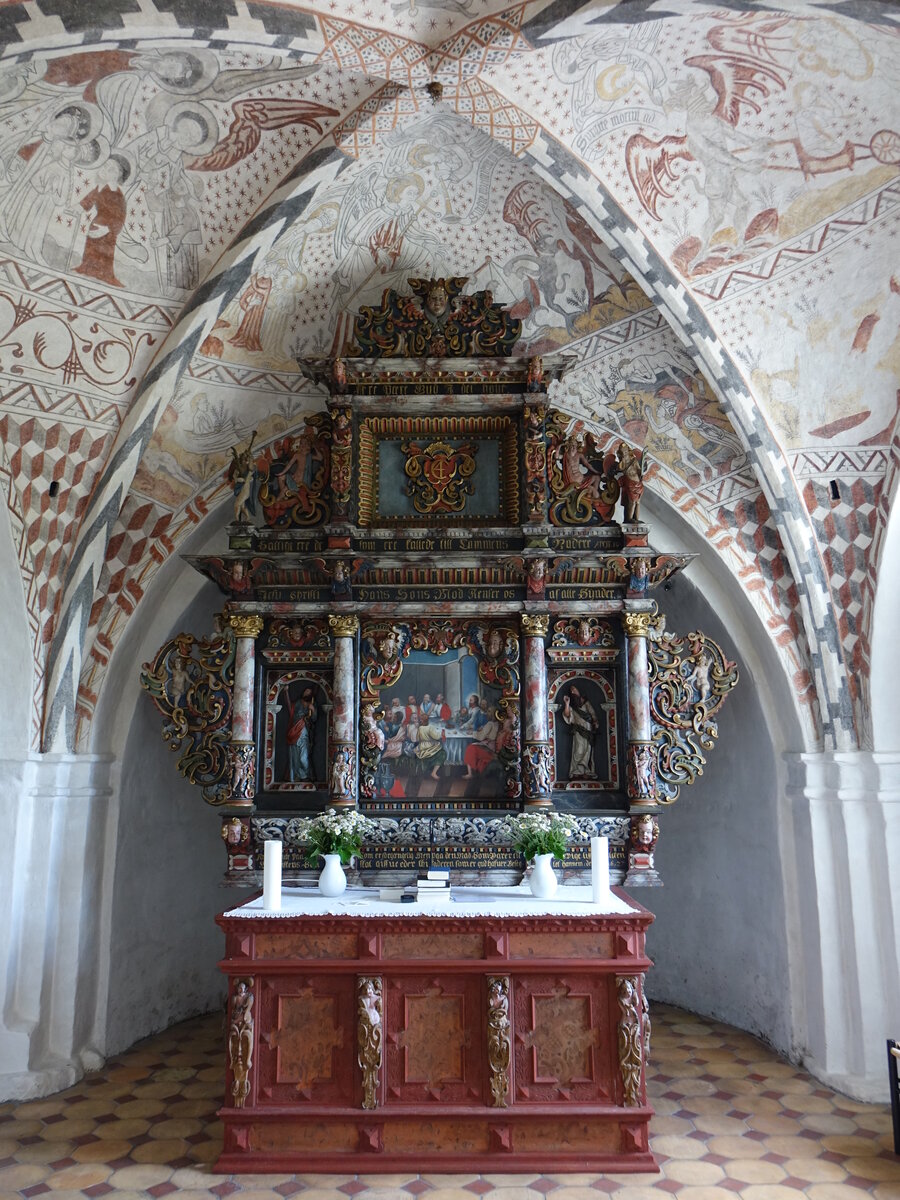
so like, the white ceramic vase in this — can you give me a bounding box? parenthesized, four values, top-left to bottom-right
(529, 852, 558, 899)
(318, 853, 347, 897)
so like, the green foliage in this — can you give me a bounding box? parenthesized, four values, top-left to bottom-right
(504, 811, 579, 862)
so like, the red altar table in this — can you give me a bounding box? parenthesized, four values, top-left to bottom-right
(216, 885, 655, 1174)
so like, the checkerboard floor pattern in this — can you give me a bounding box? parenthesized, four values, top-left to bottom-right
(0, 1005, 896, 1198)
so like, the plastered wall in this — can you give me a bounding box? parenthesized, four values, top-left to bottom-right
(641, 570, 791, 1055)
(105, 583, 248, 1054)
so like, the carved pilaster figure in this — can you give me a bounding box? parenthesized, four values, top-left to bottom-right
(521, 613, 551, 806)
(329, 613, 359, 807)
(328, 401, 353, 522)
(627, 743, 656, 802)
(623, 609, 655, 803)
(522, 743, 553, 807)
(524, 403, 548, 521)
(229, 977, 254, 1109)
(358, 976, 383, 1110)
(487, 977, 511, 1107)
(617, 976, 642, 1107)
(229, 742, 256, 801)
(226, 613, 264, 806)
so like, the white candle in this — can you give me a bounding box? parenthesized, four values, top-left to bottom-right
(262, 840, 282, 911)
(591, 835, 609, 905)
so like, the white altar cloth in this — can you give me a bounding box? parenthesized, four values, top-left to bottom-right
(225, 884, 638, 919)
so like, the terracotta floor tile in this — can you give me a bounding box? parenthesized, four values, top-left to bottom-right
(722, 1159, 789, 1184)
(660, 1159, 726, 1185)
(1, 1003, 896, 1195)
(841, 1155, 900, 1182)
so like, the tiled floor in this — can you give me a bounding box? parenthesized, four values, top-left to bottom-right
(0, 1004, 897, 1199)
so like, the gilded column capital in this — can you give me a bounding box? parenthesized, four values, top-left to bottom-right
(228, 613, 264, 639)
(329, 613, 359, 637)
(622, 612, 653, 639)
(520, 612, 549, 638)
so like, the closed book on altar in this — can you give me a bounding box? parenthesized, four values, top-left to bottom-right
(426, 867, 450, 881)
(417, 890, 452, 905)
(416, 878, 451, 889)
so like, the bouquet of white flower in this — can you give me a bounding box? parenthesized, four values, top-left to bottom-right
(504, 811, 580, 862)
(304, 808, 377, 866)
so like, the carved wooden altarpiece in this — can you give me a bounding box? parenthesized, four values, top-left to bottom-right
(141, 278, 738, 887)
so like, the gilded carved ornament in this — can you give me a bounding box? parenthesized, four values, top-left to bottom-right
(521, 612, 550, 638)
(229, 978, 254, 1109)
(228, 613, 265, 640)
(487, 977, 512, 1108)
(139, 627, 235, 805)
(648, 627, 740, 802)
(357, 976, 383, 1110)
(617, 976, 643, 1107)
(328, 613, 360, 638)
(622, 611, 654, 639)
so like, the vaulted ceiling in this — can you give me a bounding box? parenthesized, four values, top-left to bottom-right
(0, 0, 896, 755)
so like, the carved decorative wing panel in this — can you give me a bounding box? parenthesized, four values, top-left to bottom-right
(648, 626, 739, 802)
(140, 628, 235, 804)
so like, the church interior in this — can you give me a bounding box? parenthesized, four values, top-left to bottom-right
(1, 0, 899, 1195)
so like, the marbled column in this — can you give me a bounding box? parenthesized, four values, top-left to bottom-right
(521, 613, 552, 808)
(622, 611, 656, 804)
(227, 614, 265, 807)
(328, 613, 359, 808)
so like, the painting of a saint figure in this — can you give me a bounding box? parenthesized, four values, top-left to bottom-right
(263, 673, 330, 791)
(559, 684, 600, 778)
(285, 686, 316, 781)
(550, 672, 617, 790)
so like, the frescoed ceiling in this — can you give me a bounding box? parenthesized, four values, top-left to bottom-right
(0, 0, 896, 757)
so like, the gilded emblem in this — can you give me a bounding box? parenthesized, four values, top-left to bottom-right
(402, 439, 477, 514)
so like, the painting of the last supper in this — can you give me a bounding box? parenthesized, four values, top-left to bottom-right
(359, 620, 522, 808)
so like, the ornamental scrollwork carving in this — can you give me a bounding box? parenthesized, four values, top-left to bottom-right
(402, 439, 478, 515)
(552, 617, 615, 648)
(358, 977, 383, 1110)
(353, 277, 521, 357)
(546, 413, 619, 527)
(266, 618, 330, 654)
(254, 414, 331, 527)
(328, 402, 352, 520)
(521, 612, 549, 639)
(229, 978, 254, 1109)
(360, 623, 413, 698)
(617, 976, 642, 1107)
(228, 613, 265, 640)
(487, 977, 511, 1107)
(140, 627, 235, 804)
(648, 628, 740, 802)
(328, 613, 359, 638)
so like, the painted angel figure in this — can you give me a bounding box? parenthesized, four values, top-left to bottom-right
(687, 652, 713, 702)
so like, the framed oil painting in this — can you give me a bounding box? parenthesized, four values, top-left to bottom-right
(358, 619, 521, 809)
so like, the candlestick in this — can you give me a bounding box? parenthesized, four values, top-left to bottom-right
(591, 835, 609, 905)
(263, 840, 282, 911)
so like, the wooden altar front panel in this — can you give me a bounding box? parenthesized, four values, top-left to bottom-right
(216, 893, 655, 1174)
